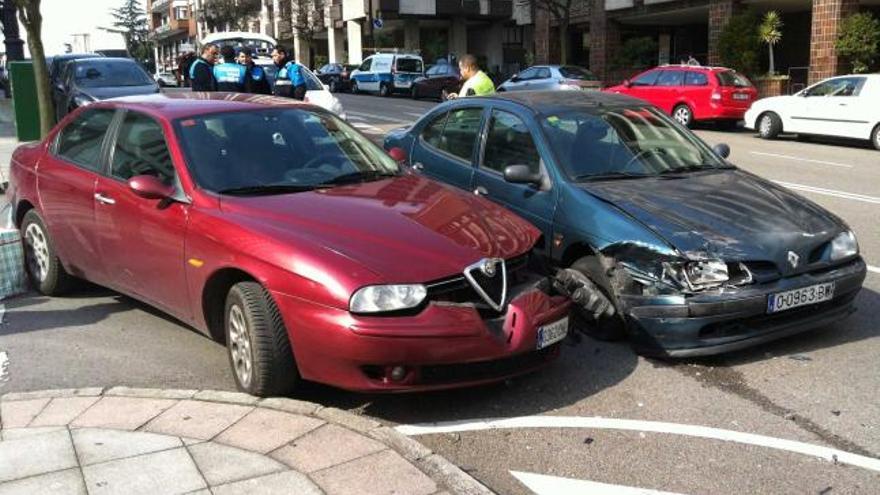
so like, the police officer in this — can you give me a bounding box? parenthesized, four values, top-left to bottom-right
(213, 45, 246, 92)
(190, 44, 218, 92)
(237, 47, 271, 95)
(271, 46, 306, 100)
(448, 54, 495, 99)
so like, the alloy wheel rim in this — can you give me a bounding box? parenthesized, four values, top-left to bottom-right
(23, 223, 49, 283)
(675, 107, 690, 125)
(760, 116, 772, 135)
(228, 304, 253, 388)
(875, 129, 880, 148)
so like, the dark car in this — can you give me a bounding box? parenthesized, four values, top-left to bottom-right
(384, 91, 866, 357)
(315, 63, 358, 93)
(54, 57, 159, 120)
(49, 53, 104, 110)
(411, 63, 462, 101)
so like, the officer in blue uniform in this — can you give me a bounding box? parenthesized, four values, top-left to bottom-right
(270, 45, 306, 100)
(212, 45, 246, 92)
(237, 47, 271, 95)
(189, 44, 218, 92)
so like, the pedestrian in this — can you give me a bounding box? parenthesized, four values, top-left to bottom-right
(271, 45, 306, 100)
(447, 54, 494, 99)
(213, 45, 246, 92)
(190, 44, 218, 92)
(237, 47, 271, 95)
(178, 52, 196, 88)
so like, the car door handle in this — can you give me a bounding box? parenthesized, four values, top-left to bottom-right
(473, 186, 488, 196)
(94, 193, 116, 205)
(412, 162, 425, 171)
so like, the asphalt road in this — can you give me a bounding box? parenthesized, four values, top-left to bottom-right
(2, 91, 879, 494)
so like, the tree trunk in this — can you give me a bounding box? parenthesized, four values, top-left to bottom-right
(17, 0, 55, 137)
(559, 19, 569, 65)
(768, 44, 775, 76)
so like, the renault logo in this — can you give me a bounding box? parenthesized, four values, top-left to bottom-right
(787, 251, 800, 268)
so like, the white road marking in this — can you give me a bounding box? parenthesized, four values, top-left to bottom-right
(350, 122, 383, 133)
(868, 265, 880, 275)
(0, 351, 9, 383)
(404, 111, 426, 118)
(774, 181, 880, 205)
(0, 303, 4, 324)
(345, 111, 412, 125)
(511, 471, 686, 495)
(750, 152, 853, 168)
(396, 416, 880, 473)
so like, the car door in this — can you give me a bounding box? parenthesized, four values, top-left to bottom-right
(683, 70, 712, 119)
(38, 107, 117, 282)
(93, 110, 191, 318)
(472, 108, 557, 245)
(353, 57, 374, 91)
(801, 77, 868, 138)
(506, 67, 538, 91)
(653, 69, 685, 114)
(410, 106, 485, 190)
(623, 69, 660, 102)
(423, 65, 444, 97)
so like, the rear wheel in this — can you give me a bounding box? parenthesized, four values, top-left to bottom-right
(758, 112, 782, 139)
(225, 282, 299, 397)
(672, 104, 693, 128)
(379, 83, 391, 97)
(872, 124, 880, 151)
(21, 210, 74, 296)
(570, 257, 627, 341)
(328, 79, 338, 93)
(410, 86, 419, 99)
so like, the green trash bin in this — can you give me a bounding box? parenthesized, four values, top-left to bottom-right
(9, 61, 42, 142)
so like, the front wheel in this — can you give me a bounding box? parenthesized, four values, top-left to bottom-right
(379, 83, 391, 97)
(871, 124, 880, 151)
(350, 80, 359, 94)
(225, 282, 300, 397)
(569, 257, 627, 341)
(672, 104, 693, 128)
(411, 86, 419, 100)
(758, 112, 782, 139)
(328, 79, 338, 93)
(21, 210, 74, 296)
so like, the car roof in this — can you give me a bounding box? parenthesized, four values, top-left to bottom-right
(484, 91, 647, 116)
(53, 53, 102, 62)
(100, 92, 316, 120)
(73, 57, 140, 65)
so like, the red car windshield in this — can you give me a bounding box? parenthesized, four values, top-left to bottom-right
(175, 108, 400, 194)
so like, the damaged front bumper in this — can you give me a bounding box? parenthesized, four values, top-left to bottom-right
(619, 257, 867, 357)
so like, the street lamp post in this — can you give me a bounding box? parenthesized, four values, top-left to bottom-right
(1, 0, 26, 61)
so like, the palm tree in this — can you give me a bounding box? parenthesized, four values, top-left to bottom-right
(759, 11, 783, 76)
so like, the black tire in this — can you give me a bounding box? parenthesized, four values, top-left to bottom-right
(379, 83, 391, 97)
(871, 124, 880, 151)
(410, 86, 419, 100)
(225, 282, 299, 397)
(21, 209, 74, 296)
(329, 79, 338, 93)
(350, 80, 359, 94)
(672, 104, 694, 128)
(569, 256, 627, 341)
(757, 112, 782, 139)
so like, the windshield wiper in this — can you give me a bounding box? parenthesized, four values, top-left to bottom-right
(218, 184, 319, 196)
(318, 170, 398, 186)
(576, 172, 650, 181)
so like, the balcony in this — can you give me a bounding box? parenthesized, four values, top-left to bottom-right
(151, 18, 189, 40)
(151, 0, 171, 13)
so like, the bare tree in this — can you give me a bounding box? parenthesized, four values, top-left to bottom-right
(14, 0, 53, 135)
(291, 0, 324, 44)
(517, 0, 575, 64)
(201, 0, 261, 32)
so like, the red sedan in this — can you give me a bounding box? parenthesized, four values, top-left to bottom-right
(6, 93, 571, 395)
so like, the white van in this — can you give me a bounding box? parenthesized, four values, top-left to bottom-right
(349, 53, 424, 97)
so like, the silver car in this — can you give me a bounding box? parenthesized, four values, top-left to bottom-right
(498, 65, 601, 92)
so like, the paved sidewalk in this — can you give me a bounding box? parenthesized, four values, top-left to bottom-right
(0, 388, 492, 495)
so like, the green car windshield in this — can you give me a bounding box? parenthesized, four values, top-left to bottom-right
(540, 106, 728, 181)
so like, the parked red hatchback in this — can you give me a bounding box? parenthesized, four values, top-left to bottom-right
(6, 93, 571, 395)
(606, 65, 757, 127)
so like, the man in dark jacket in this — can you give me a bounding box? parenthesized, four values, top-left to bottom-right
(213, 45, 246, 92)
(189, 44, 218, 92)
(237, 47, 271, 95)
(271, 45, 306, 100)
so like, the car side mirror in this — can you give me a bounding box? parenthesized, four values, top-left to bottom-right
(388, 147, 408, 163)
(623, 79, 632, 88)
(510, 74, 520, 82)
(503, 165, 542, 185)
(128, 175, 174, 200)
(712, 143, 731, 159)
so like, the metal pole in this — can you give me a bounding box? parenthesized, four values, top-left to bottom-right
(1, 0, 26, 61)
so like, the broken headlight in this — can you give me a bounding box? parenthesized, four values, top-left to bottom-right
(620, 258, 734, 294)
(829, 231, 858, 261)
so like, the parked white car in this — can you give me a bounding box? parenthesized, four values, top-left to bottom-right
(154, 71, 178, 87)
(745, 74, 880, 150)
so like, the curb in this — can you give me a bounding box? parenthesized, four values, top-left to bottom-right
(1, 387, 494, 495)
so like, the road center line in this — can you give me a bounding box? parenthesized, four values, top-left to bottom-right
(774, 181, 880, 205)
(750, 152, 853, 168)
(511, 471, 686, 495)
(396, 416, 880, 473)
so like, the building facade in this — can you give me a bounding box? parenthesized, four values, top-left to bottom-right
(147, 0, 198, 73)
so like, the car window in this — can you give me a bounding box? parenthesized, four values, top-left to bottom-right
(715, 70, 753, 87)
(55, 108, 116, 171)
(483, 110, 540, 174)
(358, 58, 372, 71)
(631, 70, 659, 86)
(111, 111, 175, 185)
(422, 107, 483, 162)
(684, 71, 708, 86)
(656, 70, 684, 86)
(559, 66, 597, 80)
(421, 111, 448, 148)
(74, 60, 153, 88)
(806, 77, 866, 97)
(372, 58, 392, 72)
(395, 58, 423, 73)
(518, 67, 539, 80)
(536, 67, 551, 79)
(425, 65, 441, 76)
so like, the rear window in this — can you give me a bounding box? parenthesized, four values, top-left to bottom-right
(716, 70, 753, 87)
(395, 58, 423, 73)
(559, 66, 597, 81)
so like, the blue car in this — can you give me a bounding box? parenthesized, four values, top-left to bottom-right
(384, 92, 866, 357)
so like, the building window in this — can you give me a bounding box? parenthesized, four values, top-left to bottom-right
(175, 7, 188, 20)
(504, 26, 523, 45)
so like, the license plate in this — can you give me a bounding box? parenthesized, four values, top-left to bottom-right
(733, 93, 749, 100)
(396, 81, 412, 88)
(537, 317, 569, 349)
(767, 283, 835, 313)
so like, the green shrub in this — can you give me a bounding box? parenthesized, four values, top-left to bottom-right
(615, 36, 658, 69)
(836, 12, 880, 74)
(717, 9, 761, 76)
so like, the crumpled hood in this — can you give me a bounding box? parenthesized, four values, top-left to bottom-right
(580, 170, 846, 265)
(82, 84, 159, 100)
(219, 174, 539, 283)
